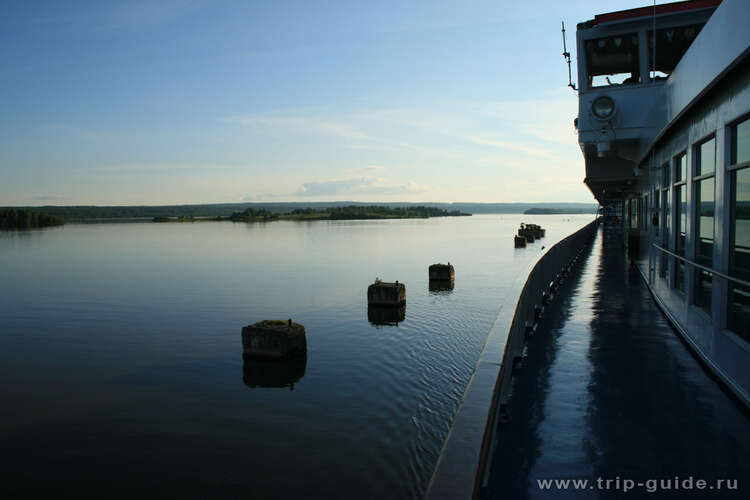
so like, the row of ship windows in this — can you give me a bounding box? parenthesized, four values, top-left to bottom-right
(641, 114, 750, 343)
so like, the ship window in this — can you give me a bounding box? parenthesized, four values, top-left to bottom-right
(661, 163, 669, 186)
(729, 167, 750, 342)
(647, 24, 704, 80)
(629, 199, 639, 229)
(660, 188, 670, 280)
(732, 117, 750, 165)
(654, 188, 660, 238)
(694, 177, 714, 313)
(696, 137, 715, 176)
(675, 152, 687, 182)
(675, 184, 687, 293)
(585, 33, 640, 87)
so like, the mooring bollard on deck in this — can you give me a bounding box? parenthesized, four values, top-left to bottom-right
(241, 319, 307, 359)
(367, 279, 406, 306)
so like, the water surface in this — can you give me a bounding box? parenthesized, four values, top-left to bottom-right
(0, 214, 592, 498)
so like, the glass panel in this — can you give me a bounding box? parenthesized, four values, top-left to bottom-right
(695, 178, 714, 313)
(675, 153, 686, 182)
(665, 189, 671, 238)
(675, 185, 686, 292)
(735, 118, 750, 165)
(729, 168, 750, 341)
(629, 199, 639, 229)
(660, 189, 669, 279)
(662, 163, 669, 186)
(696, 138, 715, 176)
(677, 185, 686, 255)
(585, 33, 640, 87)
(648, 25, 704, 79)
(654, 189, 660, 238)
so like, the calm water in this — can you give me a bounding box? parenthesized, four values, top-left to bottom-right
(0, 214, 592, 499)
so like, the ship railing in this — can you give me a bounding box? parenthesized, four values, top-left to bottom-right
(425, 217, 600, 500)
(651, 243, 750, 289)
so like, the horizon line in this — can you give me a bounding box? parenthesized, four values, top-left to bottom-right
(3, 200, 600, 208)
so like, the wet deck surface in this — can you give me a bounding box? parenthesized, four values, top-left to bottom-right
(483, 226, 750, 499)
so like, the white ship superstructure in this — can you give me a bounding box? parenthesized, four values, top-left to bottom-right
(576, 0, 750, 407)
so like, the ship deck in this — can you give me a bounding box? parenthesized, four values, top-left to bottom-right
(482, 224, 750, 499)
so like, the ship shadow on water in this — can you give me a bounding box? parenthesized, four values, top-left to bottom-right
(367, 304, 406, 326)
(242, 355, 307, 390)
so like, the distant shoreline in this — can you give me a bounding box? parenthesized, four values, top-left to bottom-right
(0, 201, 598, 223)
(523, 208, 597, 215)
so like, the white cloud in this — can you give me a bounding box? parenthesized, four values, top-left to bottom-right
(295, 176, 430, 198)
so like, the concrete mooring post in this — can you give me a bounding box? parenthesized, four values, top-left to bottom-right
(367, 280, 406, 306)
(241, 320, 307, 360)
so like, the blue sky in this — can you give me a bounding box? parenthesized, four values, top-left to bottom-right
(1, 0, 653, 206)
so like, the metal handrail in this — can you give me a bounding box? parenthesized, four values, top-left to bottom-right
(652, 243, 750, 288)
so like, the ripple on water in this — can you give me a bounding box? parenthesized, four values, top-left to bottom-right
(0, 215, 595, 499)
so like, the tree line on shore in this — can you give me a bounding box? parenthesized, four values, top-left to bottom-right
(228, 205, 469, 221)
(0, 209, 65, 229)
(20, 202, 598, 221)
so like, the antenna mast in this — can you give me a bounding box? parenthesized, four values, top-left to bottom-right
(652, 0, 657, 80)
(561, 22, 577, 91)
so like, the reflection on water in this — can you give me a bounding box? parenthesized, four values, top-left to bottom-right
(368, 305, 406, 325)
(243, 355, 307, 390)
(0, 214, 594, 499)
(428, 279, 455, 292)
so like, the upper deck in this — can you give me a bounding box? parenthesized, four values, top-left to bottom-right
(575, 0, 719, 204)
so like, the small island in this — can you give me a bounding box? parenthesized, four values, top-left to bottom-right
(153, 215, 196, 223)
(227, 205, 470, 222)
(0, 209, 65, 230)
(523, 207, 597, 215)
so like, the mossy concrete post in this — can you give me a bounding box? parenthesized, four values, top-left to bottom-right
(518, 228, 535, 242)
(429, 263, 455, 281)
(241, 320, 307, 359)
(367, 281, 406, 306)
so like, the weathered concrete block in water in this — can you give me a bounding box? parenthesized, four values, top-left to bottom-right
(368, 304, 406, 325)
(241, 319, 307, 359)
(514, 236, 527, 248)
(367, 280, 406, 306)
(429, 279, 454, 292)
(518, 228, 535, 243)
(525, 223, 545, 239)
(429, 263, 455, 281)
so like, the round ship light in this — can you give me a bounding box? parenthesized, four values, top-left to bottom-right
(592, 95, 615, 119)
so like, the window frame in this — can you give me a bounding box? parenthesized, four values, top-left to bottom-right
(727, 114, 750, 342)
(673, 151, 688, 292)
(692, 134, 716, 313)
